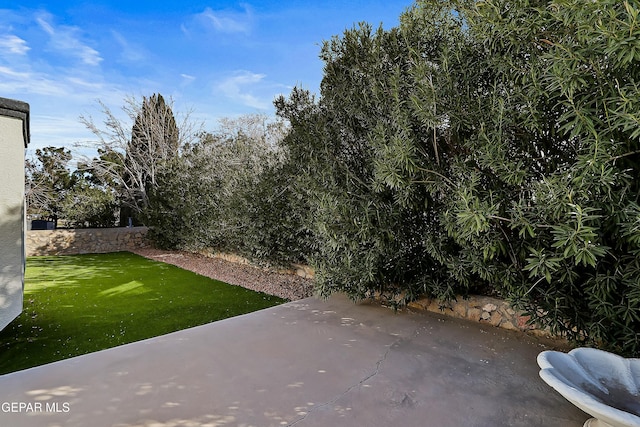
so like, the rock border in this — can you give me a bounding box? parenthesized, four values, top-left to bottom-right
(199, 251, 565, 341)
(406, 295, 553, 336)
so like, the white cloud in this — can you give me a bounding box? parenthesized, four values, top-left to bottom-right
(35, 14, 54, 34)
(0, 65, 30, 79)
(65, 76, 104, 91)
(111, 30, 147, 63)
(227, 71, 264, 86)
(178, 73, 196, 90)
(0, 35, 30, 55)
(217, 70, 270, 110)
(0, 62, 121, 103)
(35, 11, 102, 66)
(28, 114, 96, 152)
(180, 73, 196, 85)
(0, 65, 67, 96)
(195, 4, 253, 34)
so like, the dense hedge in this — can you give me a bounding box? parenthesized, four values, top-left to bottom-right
(145, 116, 311, 266)
(147, 0, 640, 355)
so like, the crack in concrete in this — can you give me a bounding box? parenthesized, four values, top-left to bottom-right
(287, 343, 393, 426)
(287, 325, 421, 426)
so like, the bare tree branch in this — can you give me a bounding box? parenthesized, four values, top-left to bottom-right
(77, 95, 203, 217)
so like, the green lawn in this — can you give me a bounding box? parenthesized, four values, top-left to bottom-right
(0, 252, 285, 375)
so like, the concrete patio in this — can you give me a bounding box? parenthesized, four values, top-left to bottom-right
(0, 294, 587, 427)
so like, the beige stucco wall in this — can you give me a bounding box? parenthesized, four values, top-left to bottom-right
(0, 98, 29, 331)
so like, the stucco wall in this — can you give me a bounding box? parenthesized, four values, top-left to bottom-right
(26, 227, 149, 256)
(0, 98, 29, 331)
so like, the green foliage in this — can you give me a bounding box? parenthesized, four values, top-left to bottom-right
(274, 36, 443, 301)
(61, 179, 118, 228)
(271, 0, 640, 355)
(143, 0, 640, 355)
(127, 93, 180, 219)
(463, 0, 640, 355)
(146, 114, 308, 266)
(26, 146, 117, 228)
(26, 147, 77, 224)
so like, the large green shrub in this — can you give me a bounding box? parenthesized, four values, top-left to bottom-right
(145, 0, 640, 355)
(276, 0, 640, 354)
(274, 27, 447, 302)
(470, 0, 640, 354)
(146, 114, 310, 266)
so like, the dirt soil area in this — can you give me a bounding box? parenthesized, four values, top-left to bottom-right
(132, 248, 314, 301)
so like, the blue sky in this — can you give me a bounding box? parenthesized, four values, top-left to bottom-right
(0, 1, 412, 155)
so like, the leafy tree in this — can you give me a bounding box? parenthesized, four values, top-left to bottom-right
(125, 0, 640, 354)
(274, 23, 453, 302)
(26, 146, 117, 228)
(393, 0, 640, 354)
(60, 176, 117, 228)
(467, 0, 640, 354)
(125, 93, 179, 221)
(25, 147, 77, 227)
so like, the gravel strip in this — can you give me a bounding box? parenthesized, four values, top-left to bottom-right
(131, 248, 314, 301)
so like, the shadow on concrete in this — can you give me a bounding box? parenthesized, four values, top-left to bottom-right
(0, 295, 588, 427)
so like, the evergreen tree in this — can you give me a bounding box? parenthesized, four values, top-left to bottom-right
(80, 94, 194, 225)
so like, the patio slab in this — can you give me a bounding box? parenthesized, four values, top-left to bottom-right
(0, 294, 587, 427)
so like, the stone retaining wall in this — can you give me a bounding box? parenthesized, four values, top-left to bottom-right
(407, 294, 555, 338)
(26, 227, 149, 256)
(204, 249, 556, 338)
(204, 249, 557, 338)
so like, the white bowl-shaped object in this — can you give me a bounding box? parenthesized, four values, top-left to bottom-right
(538, 348, 640, 427)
